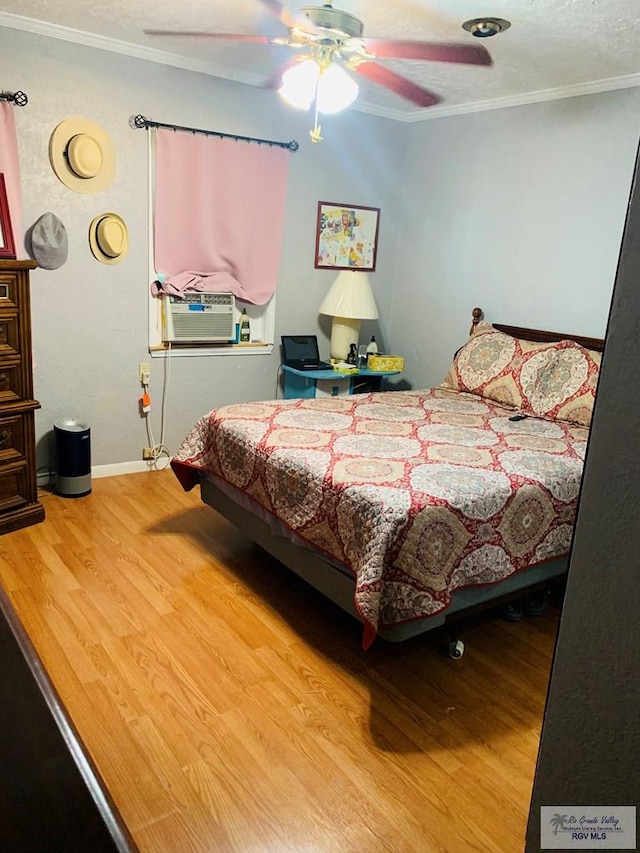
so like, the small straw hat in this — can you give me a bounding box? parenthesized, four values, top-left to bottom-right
(88, 213, 128, 264)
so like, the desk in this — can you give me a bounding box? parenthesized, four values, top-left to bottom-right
(282, 365, 401, 399)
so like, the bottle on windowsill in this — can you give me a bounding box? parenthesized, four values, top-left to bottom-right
(239, 308, 250, 343)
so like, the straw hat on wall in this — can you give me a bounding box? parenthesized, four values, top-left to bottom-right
(49, 117, 116, 193)
(88, 213, 128, 264)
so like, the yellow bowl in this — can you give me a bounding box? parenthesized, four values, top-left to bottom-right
(367, 355, 405, 372)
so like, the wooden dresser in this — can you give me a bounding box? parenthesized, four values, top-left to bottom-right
(0, 259, 44, 534)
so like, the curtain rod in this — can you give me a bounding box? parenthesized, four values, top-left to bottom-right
(0, 90, 28, 107)
(130, 114, 298, 152)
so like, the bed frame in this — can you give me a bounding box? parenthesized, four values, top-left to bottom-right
(197, 308, 605, 649)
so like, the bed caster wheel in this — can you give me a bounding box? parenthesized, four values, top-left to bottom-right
(446, 640, 465, 660)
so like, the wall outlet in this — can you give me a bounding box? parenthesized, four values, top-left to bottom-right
(139, 362, 150, 383)
(142, 447, 154, 460)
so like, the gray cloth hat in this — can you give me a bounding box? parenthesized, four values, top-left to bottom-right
(30, 212, 68, 269)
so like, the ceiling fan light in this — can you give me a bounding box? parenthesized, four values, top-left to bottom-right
(316, 64, 359, 115)
(278, 59, 320, 111)
(461, 17, 511, 38)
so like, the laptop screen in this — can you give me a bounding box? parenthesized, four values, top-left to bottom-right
(281, 335, 321, 364)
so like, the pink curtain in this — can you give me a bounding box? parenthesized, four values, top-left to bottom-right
(154, 129, 289, 305)
(0, 102, 24, 258)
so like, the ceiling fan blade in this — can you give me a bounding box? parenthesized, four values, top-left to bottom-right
(363, 39, 492, 66)
(258, 0, 318, 33)
(258, 0, 288, 16)
(144, 30, 275, 43)
(353, 62, 441, 108)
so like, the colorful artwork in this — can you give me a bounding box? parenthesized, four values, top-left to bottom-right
(314, 201, 380, 271)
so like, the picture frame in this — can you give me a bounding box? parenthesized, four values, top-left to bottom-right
(314, 201, 380, 271)
(0, 174, 16, 260)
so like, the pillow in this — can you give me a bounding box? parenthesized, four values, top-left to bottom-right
(442, 323, 568, 411)
(442, 323, 600, 425)
(527, 340, 601, 426)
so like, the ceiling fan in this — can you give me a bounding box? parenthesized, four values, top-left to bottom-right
(145, 0, 492, 140)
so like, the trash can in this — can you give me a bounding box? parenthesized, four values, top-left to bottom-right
(54, 419, 91, 497)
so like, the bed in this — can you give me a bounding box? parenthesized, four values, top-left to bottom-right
(171, 309, 604, 654)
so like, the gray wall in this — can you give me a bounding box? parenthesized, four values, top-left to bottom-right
(0, 27, 407, 469)
(389, 91, 640, 390)
(526, 142, 640, 848)
(3, 25, 640, 471)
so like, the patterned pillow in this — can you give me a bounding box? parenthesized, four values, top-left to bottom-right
(443, 324, 601, 425)
(442, 323, 570, 412)
(527, 340, 601, 426)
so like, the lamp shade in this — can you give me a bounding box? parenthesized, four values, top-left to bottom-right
(279, 59, 320, 111)
(318, 271, 379, 320)
(279, 59, 359, 115)
(316, 65, 359, 114)
(319, 271, 379, 360)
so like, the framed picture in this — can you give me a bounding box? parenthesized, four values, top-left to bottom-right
(314, 201, 380, 271)
(0, 174, 16, 259)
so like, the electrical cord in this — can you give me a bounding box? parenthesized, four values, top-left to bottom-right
(142, 343, 172, 471)
(143, 397, 170, 470)
(275, 363, 284, 399)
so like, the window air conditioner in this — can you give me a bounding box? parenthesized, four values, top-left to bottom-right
(162, 292, 236, 343)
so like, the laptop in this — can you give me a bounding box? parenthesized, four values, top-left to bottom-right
(281, 335, 332, 371)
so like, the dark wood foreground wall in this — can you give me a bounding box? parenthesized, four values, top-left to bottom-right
(0, 585, 136, 852)
(526, 143, 640, 843)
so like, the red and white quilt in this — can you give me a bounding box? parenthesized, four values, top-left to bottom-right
(171, 388, 588, 646)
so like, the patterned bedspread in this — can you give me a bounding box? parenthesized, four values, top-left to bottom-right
(171, 388, 588, 646)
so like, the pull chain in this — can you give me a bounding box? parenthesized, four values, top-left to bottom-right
(310, 77, 323, 143)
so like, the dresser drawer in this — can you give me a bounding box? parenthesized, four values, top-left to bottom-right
(0, 311, 20, 359)
(0, 274, 19, 310)
(0, 462, 29, 515)
(0, 414, 28, 515)
(0, 358, 24, 404)
(0, 414, 25, 464)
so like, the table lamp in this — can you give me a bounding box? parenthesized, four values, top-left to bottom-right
(318, 270, 379, 361)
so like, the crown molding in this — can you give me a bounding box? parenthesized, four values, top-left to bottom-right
(2, 11, 640, 122)
(0, 11, 266, 86)
(394, 73, 640, 122)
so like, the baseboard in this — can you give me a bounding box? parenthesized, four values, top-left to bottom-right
(93, 460, 158, 478)
(37, 459, 165, 488)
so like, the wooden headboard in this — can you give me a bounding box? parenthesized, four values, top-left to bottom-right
(470, 307, 605, 353)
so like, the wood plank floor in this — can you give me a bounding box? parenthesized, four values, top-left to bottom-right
(0, 471, 560, 852)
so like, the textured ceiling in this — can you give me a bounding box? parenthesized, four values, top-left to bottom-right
(1, 0, 640, 118)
